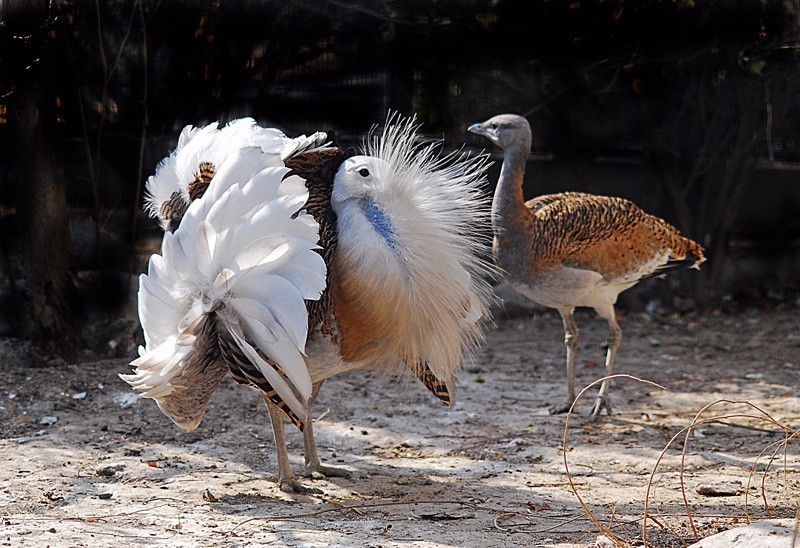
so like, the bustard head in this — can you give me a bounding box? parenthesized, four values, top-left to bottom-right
(332, 113, 492, 252)
(468, 114, 531, 151)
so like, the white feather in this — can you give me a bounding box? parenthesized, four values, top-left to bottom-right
(143, 118, 329, 228)
(121, 150, 326, 427)
(330, 113, 498, 394)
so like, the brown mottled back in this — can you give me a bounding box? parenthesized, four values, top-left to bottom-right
(284, 146, 355, 335)
(528, 192, 705, 280)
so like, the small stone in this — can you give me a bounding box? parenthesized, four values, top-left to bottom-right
(696, 481, 742, 497)
(595, 535, 615, 547)
(94, 464, 125, 477)
(39, 416, 57, 426)
(688, 519, 795, 547)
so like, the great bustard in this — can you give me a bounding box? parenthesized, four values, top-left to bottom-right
(122, 116, 496, 492)
(469, 113, 704, 420)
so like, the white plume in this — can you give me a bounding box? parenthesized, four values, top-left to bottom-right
(331, 113, 498, 395)
(122, 148, 327, 427)
(143, 117, 329, 228)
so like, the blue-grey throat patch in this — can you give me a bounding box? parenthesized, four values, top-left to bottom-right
(361, 197, 398, 249)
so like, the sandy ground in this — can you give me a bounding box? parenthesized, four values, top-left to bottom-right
(1, 295, 799, 547)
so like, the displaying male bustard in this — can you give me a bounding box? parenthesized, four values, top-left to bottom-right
(468, 113, 705, 420)
(122, 116, 496, 492)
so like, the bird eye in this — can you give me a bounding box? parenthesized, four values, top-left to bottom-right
(358, 168, 370, 177)
(490, 123, 498, 130)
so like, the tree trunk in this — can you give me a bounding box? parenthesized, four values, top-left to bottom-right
(4, 0, 81, 361)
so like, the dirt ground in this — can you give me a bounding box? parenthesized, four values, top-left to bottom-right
(1, 291, 799, 547)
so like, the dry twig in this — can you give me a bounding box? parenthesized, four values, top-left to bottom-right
(643, 399, 800, 546)
(562, 374, 666, 546)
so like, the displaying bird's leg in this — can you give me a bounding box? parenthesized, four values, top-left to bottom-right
(550, 308, 578, 415)
(264, 394, 322, 494)
(589, 307, 622, 421)
(302, 381, 351, 479)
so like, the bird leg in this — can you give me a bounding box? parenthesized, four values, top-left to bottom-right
(264, 394, 322, 494)
(589, 309, 622, 421)
(302, 381, 351, 479)
(550, 308, 578, 415)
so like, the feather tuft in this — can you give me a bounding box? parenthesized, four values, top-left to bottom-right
(122, 152, 326, 429)
(143, 118, 329, 229)
(331, 112, 499, 398)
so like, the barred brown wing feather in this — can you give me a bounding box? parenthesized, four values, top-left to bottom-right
(285, 147, 355, 330)
(217, 331, 305, 431)
(158, 162, 217, 233)
(187, 162, 216, 202)
(414, 362, 452, 406)
(160, 191, 189, 233)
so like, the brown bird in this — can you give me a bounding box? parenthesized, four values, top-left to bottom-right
(469, 113, 705, 420)
(122, 116, 496, 492)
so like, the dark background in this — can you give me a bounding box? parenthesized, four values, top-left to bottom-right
(1, 0, 799, 357)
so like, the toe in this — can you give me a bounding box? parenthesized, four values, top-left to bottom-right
(304, 463, 352, 479)
(316, 464, 352, 478)
(588, 396, 612, 421)
(548, 401, 573, 415)
(279, 478, 323, 494)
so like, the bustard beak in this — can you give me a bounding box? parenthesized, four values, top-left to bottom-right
(467, 123, 485, 136)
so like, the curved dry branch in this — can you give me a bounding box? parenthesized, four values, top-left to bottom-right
(562, 373, 666, 545)
(643, 399, 798, 546)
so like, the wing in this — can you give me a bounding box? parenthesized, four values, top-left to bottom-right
(529, 193, 705, 281)
(121, 154, 327, 430)
(525, 191, 596, 214)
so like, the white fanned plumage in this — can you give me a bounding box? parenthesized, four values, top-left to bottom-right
(121, 148, 326, 428)
(143, 117, 327, 228)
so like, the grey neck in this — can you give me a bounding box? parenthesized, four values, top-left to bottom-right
(492, 139, 532, 242)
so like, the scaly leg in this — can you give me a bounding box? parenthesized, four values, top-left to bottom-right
(549, 308, 578, 415)
(302, 381, 350, 478)
(264, 394, 321, 494)
(589, 306, 622, 421)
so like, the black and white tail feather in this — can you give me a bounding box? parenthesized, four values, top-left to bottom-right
(121, 148, 326, 429)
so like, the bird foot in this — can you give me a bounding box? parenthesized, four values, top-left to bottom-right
(588, 395, 612, 422)
(548, 400, 574, 415)
(303, 462, 351, 479)
(278, 477, 323, 495)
